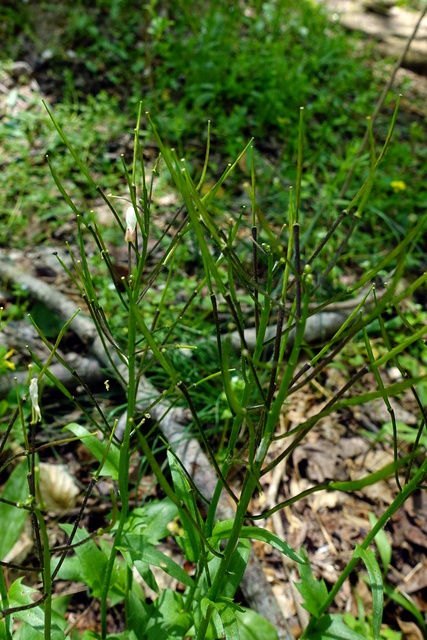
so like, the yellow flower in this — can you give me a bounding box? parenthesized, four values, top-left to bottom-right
(391, 180, 406, 193)
(3, 349, 15, 370)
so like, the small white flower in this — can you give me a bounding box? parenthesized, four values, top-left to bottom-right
(29, 378, 41, 424)
(125, 206, 137, 243)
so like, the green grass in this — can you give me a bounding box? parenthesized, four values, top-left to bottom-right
(0, 86, 131, 245)
(1, 0, 425, 423)
(1, 0, 426, 270)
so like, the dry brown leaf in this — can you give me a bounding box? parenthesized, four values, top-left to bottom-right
(397, 619, 424, 640)
(38, 463, 80, 511)
(311, 490, 340, 513)
(364, 398, 418, 426)
(350, 576, 372, 616)
(402, 560, 427, 594)
(354, 449, 395, 473)
(352, 449, 396, 503)
(271, 582, 296, 619)
(359, 480, 395, 505)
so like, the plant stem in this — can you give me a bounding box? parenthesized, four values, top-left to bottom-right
(0, 569, 12, 640)
(101, 283, 138, 638)
(34, 510, 51, 640)
(196, 469, 259, 639)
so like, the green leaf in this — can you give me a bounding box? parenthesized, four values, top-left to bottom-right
(127, 591, 150, 637)
(13, 623, 43, 640)
(98, 540, 127, 606)
(384, 421, 427, 447)
(378, 629, 401, 640)
(295, 547, 328, 618)
(211, 520, 304, 564)
(123, 500, 178, 544)
(132, 560, 159, 594)
(369, 513, 391, 575)
(8, 577, 43, 634)
(384, 583, 426, 633)
(304, 613, 367, 639)
(0, 461, 29, 557)
(145, 590, 191, 640)
(200, 598, 224, 639)
(167, 451, 201, 562)
(64, 423, 120, 479)
(217, 604, 239, 640)
(60, 524, 109, 597)
(354, 545, 383, 640)
(191, 540, 249, 619)
(221, 539, 250, 599)
(51, 594, 72, 618)
(30, 302, 63, 339)
(235, 607, 279, 640)
(119, 534, 194, 588)
(8, 578, 66, 640)
(51, 555, 82, 582)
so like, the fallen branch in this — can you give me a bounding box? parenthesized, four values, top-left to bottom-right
(0, 351, 104, 397)
(0, 317, 104, 395)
